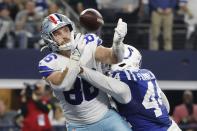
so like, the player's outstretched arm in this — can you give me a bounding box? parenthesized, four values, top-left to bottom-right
(80, 66, 131, 104)
(95, 18, 127, 64)
(112, 18, 127, 62)
(46, 58, 80, 91)
(46, 33, 85, 91)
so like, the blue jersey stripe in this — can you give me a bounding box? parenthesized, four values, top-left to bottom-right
(38, 66, 54, 77)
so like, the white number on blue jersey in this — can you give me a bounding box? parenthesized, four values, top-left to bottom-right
(113, 73, 120, 80)
(142, 81, 163, 117)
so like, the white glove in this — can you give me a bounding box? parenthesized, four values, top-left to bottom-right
(70, 32, 86, 61)
(113, 18, 127, 44)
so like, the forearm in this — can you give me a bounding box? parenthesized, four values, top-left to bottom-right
(112, 42, 125, 63)
(80, 66, 131, 104)
(95, 46, 118, 64)
(49, 60, 80, 91)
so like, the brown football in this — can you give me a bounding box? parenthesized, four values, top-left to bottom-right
(79, 8, 104, 32)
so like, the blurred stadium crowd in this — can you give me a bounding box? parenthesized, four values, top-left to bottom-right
(0, 0, 196, 50)
(0, 0, 197, 131)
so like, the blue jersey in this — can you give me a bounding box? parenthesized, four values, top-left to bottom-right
(111, 68, 172, 131)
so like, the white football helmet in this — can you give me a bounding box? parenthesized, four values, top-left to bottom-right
(111, 44, 142, 71)
(41, 13, 75, 52)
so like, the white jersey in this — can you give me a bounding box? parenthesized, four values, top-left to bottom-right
(38, 34, 110, 124)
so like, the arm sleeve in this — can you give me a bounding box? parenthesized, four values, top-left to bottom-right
(161, 91, 170, 113)
(112, 42, 125, 63)
(80, 66, 131, 104)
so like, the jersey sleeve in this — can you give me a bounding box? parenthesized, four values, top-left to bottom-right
(38, 53, 60, 78)
(111, 70, 135, 83)
(80, 33, 103, 69)
(84, 33, 103, 46)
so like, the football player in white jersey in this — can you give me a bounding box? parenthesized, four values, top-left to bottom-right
(79, 44, 182, 131)
(38, 13, 131, 131)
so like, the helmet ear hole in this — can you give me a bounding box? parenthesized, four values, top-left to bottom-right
(118, 63, 126, 67)
(67, 24, 73, 31)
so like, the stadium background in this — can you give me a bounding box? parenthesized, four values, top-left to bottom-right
(0, 0, 197, 130)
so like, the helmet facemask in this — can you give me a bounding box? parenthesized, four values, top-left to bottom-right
(50, 27, 73, 51)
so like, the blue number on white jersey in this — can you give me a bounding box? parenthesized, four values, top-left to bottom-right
(63, 77, 99, 105)
(84, 33, 102, 46)
(43, 53, 57, 63)
(84, 34, 94, 44)
(38, 53, 58, 77)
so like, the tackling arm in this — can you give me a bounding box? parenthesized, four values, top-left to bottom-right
(80, 66, 131, 104)
(47, 59, 80, 91)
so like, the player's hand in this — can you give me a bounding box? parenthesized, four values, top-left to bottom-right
(113, 18, 127, 45)
(70, 32, 85, 61)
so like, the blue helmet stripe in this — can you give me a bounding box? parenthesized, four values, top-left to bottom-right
(55, 13, 62, 21)
(124, 47, 133, 59)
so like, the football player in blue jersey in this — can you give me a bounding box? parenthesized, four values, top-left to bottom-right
(79, 44, 182, 131)
(38, 13, 132, 131)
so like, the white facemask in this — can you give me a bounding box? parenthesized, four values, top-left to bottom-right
(58, 42, 72, 51)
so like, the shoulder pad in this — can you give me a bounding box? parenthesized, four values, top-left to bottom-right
(84, 33, 103, 46)
(38, 53, 58, 77)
